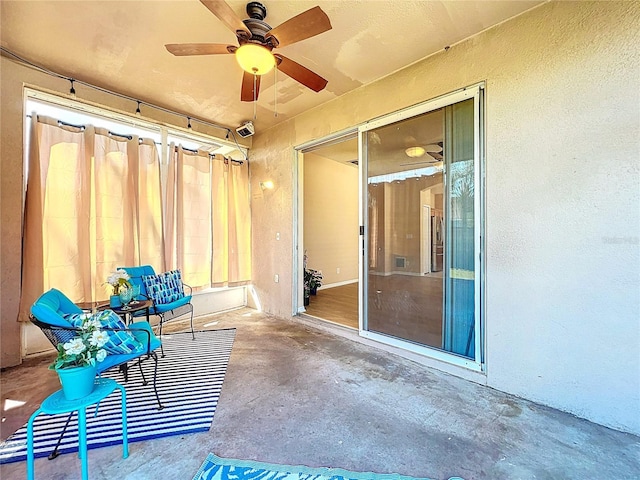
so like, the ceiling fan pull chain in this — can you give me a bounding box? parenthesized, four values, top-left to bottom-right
(253, 73, 257, 120)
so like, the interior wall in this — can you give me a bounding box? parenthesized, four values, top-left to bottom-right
(377, 175, 442, 275)
(249, 1, 640, 435)
(0, 56, 246, 368)
(303, 152, 359, 286)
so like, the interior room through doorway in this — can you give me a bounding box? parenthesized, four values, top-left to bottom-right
(301, 135, 359, 329)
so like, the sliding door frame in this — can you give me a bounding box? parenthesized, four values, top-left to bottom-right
(358, 83, 485, 372)
(293, 128, 359, 315)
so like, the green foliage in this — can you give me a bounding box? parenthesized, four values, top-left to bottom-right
(303, 268, 323, 296)
(303, 252, 323, 297)
(49, 314, 109, 370)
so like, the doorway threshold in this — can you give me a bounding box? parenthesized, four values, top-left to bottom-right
(296, 313, 486, 385)
(299, 312, 357, 333)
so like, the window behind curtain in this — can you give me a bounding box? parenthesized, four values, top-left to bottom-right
(19, 95, 251, 321)
(20, 116, 164, 318)
(166, 147, 251, 290)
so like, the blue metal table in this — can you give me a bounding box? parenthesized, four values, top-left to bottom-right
(26, 378, 128, 480)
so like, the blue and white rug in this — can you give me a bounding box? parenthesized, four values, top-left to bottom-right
(193, 454, 464, 480)
(0, 329, 236, 464)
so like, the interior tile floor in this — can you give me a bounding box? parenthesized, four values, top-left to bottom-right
(2, 308, 639, 480)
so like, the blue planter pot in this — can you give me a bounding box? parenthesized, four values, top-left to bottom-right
(56, 365, 97, 400)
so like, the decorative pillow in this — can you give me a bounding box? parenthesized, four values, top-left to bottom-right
(69, 310, 144, 355)
(142, 269, 185, 305)
(63, 312, 86, 325)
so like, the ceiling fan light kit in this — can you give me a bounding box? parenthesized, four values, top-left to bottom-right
(235, 44, 275, 75)
(405, 146, 426, 158)
(166, 0, 332, 102)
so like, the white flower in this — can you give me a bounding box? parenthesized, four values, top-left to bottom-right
(90, 330, 109, 348)
(50, 311, 114, 369)
(95, 349, 107, 362)
(63, 338, 86, 355)
(107, 269, 130, 287)
(88, 318, 102, 330)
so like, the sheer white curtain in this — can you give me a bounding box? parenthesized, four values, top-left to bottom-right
(165, 146, 213, 288)
(227, 157, 251, 283)
(165, 145, 251, 290)
(19, 115, 163, 320)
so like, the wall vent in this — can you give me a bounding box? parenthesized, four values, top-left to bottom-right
(395, 256, 406, 268)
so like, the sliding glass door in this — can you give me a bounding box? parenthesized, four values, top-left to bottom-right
(359, 86, 483, 368)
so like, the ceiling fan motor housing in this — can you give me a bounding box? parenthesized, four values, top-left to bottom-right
(246, 2, 267, 20)
(242, 18, 273, 48)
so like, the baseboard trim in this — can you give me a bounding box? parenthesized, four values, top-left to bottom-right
(319, 279, 358, 290)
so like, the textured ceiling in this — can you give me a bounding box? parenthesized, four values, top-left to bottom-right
(1, 0, 544, 134)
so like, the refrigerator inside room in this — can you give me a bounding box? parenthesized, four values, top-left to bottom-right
(431, 213, 443, 272)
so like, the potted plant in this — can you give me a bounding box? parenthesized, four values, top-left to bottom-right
(309, 269, 323, 295)
(50, 314, 109, 400)
(106, 269, 131, 308)
(303, 269, 313, 306)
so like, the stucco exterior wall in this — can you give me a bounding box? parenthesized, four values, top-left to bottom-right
(248, 1, 640, 434)
(0, 55, 25, 367)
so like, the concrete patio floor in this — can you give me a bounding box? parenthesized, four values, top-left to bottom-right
(1, 308, 639, 480)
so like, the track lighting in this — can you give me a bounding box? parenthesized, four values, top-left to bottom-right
(2, 47, 238, 143)
(135, 101, 141, 117)
(187, 117, 192, 129)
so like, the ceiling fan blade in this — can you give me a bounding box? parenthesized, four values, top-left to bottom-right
(200, 0, 250, 39)
(424, 144, 443, 153)
(400, 161, 441, 167)
(266, 6, 332, 48)
(241, 71, 261, 102)
(165, 43, 234, 56)
(275, 54, 327, 92)
(400, 161, 428, 166)
(400, 153, 438, 166)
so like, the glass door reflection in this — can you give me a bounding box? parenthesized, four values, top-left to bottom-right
(364, 97, 476, 359)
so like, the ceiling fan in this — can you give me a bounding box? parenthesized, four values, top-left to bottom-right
(165, 0, 332, 102)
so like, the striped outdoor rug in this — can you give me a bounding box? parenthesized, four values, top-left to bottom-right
(0, 328, 236, 464)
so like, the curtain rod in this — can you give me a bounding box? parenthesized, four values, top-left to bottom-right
(27, 114, 243, 163)
(2, 46, 249, 160)
(176, 146, 243, 164)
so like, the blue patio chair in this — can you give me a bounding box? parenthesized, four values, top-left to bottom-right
(30, 288, 163, 459)
(119, 265, 195, 357)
